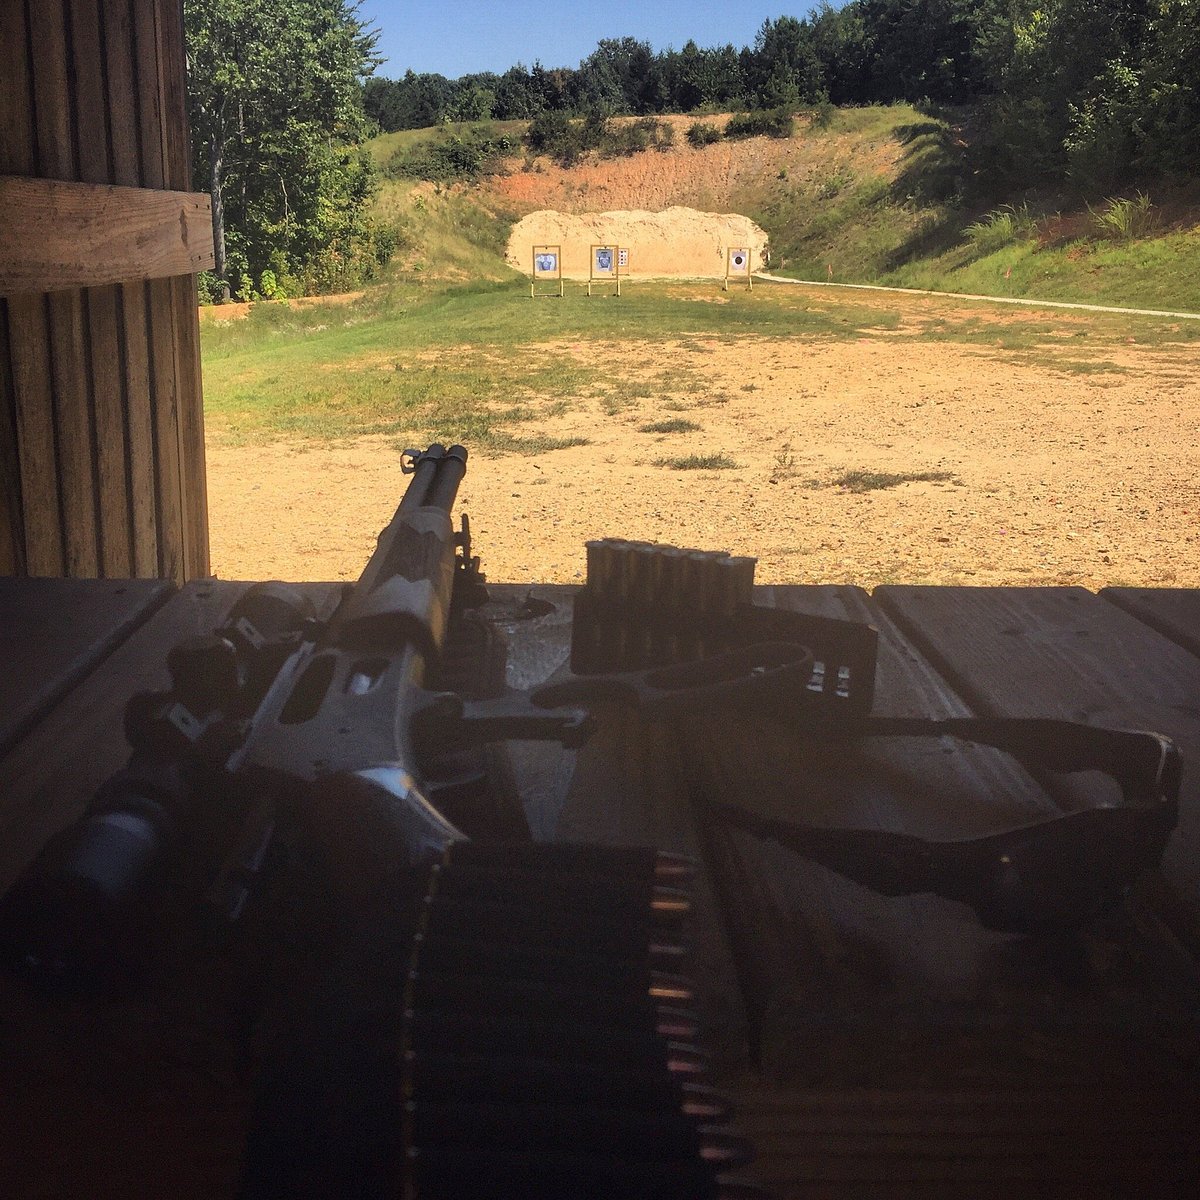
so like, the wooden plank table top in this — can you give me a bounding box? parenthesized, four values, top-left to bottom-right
(1, 578, 1199, 1197)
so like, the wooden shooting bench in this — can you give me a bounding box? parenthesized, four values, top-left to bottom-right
(2, 576, 1199, 1198)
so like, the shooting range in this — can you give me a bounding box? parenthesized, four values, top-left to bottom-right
(6, 12, 1200, 1196)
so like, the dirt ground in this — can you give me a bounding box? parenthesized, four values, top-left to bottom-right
(489, 112, 898, 217)
(205, 287, 1200, 590)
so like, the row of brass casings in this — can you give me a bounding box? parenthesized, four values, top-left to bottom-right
(585, 539, 756, 619)
(575, 540, 758, 673)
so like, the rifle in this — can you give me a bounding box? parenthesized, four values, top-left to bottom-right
(2, 447, 1181, 1196)
(2, 444, 777, 1199)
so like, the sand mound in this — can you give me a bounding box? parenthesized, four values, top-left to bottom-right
(506, 207, 768, 279)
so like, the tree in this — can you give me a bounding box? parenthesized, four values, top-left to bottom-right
(573, 38, 658, 114)
(185, 0, 381, 298)
(1138, 0, 1200, 176)
(748, 16, 826, 109)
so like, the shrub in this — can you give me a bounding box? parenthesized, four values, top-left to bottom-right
(725, 108, 794, 140)
(815, 168, 854, 200)
(686, 121, 721, 148)
(810, 100, 835, 129)
(963, 202, 1039, 253)
(386, 129, 515, 182)
(523, 110, 592, 166)
(196, 271, 227, 305)
(1088, 192, 1159, 241)
(602, 117, 673, 158)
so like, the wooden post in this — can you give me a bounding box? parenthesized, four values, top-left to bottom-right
(0, 0, 212, 583)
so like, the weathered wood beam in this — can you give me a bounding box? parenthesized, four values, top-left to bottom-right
(0, 176, 214, 294)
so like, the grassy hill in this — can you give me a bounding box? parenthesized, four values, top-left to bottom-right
(366, 107, 1200, 312)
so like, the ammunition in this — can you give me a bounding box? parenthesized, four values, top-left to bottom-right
(683, 550, 713, 656)
(404, 1100, 732, 1162)
(678, 549, 705, 604)
(432, 862, 690, 923)
(656, 545, 687, 608)
(403, 1050, 726, 1117)
(666, 1042, 710, 1074)
(654, 1005, 701, 1040)
(446, 842, 656, 878)
(403, 1146, 730, 1200)
(404, 1009, 692, 1069)
(653, 849, 699, 882)
(416, 921, 690, 965)
(680, 1083, 732, 1121)
(649, 971, 697, 1003)
(625, 542, 662, 664)
(650, 886, 692, 919)
(627, 541, 660, 609)
(648, 939, 688, 960)
(443, 842, 695, 885)
(708, 559, 740, 623)
(694, 550, 725, 616)
(585, 539, 616, 599)
(711, 555, 756, 620)
(655, 546, 688, 661)
(413, 932, 689, 997)
(724, 555, 757, 607)
(408, 969, 697, 1036)
(716, 1185, 772, 1200)
(609, 538, 635, 605)
(697, 1130, 756, 1166)
(418, 894, 662, 957)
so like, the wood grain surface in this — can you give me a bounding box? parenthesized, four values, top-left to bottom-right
(0, 177, 214, 294)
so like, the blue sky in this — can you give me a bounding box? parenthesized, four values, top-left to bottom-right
(358, 2, 814, 79)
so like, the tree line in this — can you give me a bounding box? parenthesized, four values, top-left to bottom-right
(364, 2, 1199, 190)
(185, 2, 1196, 301)
(186, 0, 393, 303)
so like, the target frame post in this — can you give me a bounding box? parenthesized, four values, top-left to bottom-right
(587, 244, 621, 297)
(531, 244, 564, 298)
(724, 246, 753, 292)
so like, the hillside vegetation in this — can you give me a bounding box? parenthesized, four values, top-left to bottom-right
(366, 106, 1200, 312)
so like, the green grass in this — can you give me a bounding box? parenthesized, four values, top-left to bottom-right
(656, 453, 739, 470)
(831, 469, 958, 492)
(470, 431, 590, 455)
(202, 265, 1198, 455)
(638, 418, 701, 433)
(201, 279, 906, 449)
(736, 104, 1200, 313)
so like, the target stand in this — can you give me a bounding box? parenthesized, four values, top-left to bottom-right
(724, 247, 753, 291)
(587, 244, 621, 297)
(531, 245, 564, 298)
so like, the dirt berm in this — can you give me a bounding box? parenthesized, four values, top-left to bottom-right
(506, 207, 769, 279)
